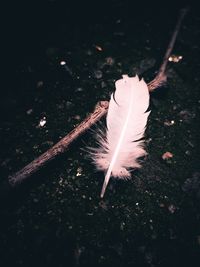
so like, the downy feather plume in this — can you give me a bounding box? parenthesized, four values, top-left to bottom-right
(91, 74, 150, 198)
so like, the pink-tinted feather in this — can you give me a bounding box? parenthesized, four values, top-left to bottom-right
(92, 75, 150, 197)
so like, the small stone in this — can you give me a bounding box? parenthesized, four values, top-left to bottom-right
(38, 117, 47, 127)
(60, 61, 66, 66)
(76, 87, 83, 92)
(26, 109, 33, 115)
(94, 70, 103, 79)
(95, 45, 103, 51)
(168, 54, 183, 62)
(101, 81, 106, 88)
(168, 204, 176, 214)
(105, 57, 115, 66)
(36, 81, 44, 88)
(87, 212, 93, 216)
(66, 101, 73, 108)
(16, 148, 23, 154)
(164, 120, 175, 126)
(185, 150, 191, 156)
(120, 222, 125, 230)
(76, 167, 83, 176)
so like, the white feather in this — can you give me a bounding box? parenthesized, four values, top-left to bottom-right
(92, 74, 150, 198)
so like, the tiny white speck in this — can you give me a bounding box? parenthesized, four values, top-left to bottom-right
(76, 167, 82, 176)
(60, 61, 66, 66)
(39, 117, 47, 127)
(168, 55, 183, 63)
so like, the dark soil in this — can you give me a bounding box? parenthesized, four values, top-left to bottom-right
(1, 1, 200, 266)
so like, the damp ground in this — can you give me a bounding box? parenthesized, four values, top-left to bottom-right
(1, 1, 200, 267)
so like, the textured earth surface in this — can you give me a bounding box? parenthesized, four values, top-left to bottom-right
(1, 1, 200, 266)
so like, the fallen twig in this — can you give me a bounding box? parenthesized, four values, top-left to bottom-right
(9, 101, 108, 186)
(148, 7, 189, 91)
(8, 7, 189, 186)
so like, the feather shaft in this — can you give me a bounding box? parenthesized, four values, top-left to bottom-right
(100, 84, 134, 198)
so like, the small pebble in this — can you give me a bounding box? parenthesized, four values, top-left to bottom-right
(94, 70, 103, 79)
(26, 109, 33, 115)
(36, 81, 44, 88)
(168, 204, 176, 214)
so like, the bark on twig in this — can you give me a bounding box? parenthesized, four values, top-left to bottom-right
(8, 7, 189, 186)
(9, 102, 108, 186)
(148, 7, 189, 91)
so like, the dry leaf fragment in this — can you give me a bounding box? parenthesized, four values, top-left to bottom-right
(162, 151, 173, 160)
